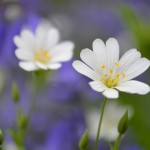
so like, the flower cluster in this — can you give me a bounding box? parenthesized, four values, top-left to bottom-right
(2, 16, 150, 150)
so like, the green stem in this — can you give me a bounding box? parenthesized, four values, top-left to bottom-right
(112, 134, 122, 150)
(94, 97, 107, 150)
(28, 73, 37, 118)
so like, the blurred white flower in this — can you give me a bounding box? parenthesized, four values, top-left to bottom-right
(14, 23, 74, 71)
(86, 102, 133, 141)
(3, 142, 18, 150)
(73, 38, 150, 99)
(4, 5, 22, 21)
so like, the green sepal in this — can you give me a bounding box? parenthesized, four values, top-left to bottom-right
(79, 130, 88, 150)
(118, 110, 128, 135)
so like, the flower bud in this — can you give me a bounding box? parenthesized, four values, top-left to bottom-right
(118, 110, 128, 135)
(0, 130, 3, 145)
(79, 130, 88, 150)
(17, 113, 28, 130)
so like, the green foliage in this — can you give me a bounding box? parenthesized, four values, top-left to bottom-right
(120, 5, 150, 60)
(119, 4, 150, 149)
(79, 130, 89, 150)
(120, 93, 150, 149)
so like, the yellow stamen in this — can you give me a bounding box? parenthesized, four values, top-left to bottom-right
(104, 74, 108, 77)
(34, 49, 51, 64)
(101, 76, 120, 88)
(110, 69, 113, 74)
(116, 73, 120, 78)
(115, 62, 120, 67)
(113, 77, 120, 85)
(101, 65, 106, 69)
(99, 65, 121, 88)
(107, 78, 113, 86)
(122, 73, 125, 78)
(100, 78, 104, 81)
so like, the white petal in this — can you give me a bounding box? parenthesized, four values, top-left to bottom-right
(21, 29, 35, 49)
(14, 36, 26, 48)
(14, 36, 34, 52)
(92, 38, 107, 65)
(15, 49, 33, 60)
(80, 48, 100, 71)
(72, 60, 99, 80)
(19, 62, 38, 71)
(35, 25, 47, 49)
(106, 38, 119, 69)
(35, 62, 48, 70)
(35, 24, 47, 37)
(48, 63, 62, 70)
(45, 28, 60, 49)
(116, 80, 150, 95)
(51, 41, 74, 62)
(118, 49, 141, 73)
(120, 58, 150, 83)
(103, 88, 119, 99)
(89, 81, 106, 92)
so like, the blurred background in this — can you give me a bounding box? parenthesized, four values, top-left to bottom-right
(0, 0, 150, 150)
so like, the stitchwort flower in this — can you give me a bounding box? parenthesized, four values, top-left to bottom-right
(73, 38, 150, 99)
(14, 23, 74, 71)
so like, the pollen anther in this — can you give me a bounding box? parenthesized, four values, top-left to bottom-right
(116, 73, 120, 78)
(115, 62, 120, 67)
(100, 78, 104, 81)
(34, 49, 51, 64)
(110, 69, 113, 74)
(101, 65, 106, 69)
(122, 73, 125, 78)
(104, 74, 108, 77)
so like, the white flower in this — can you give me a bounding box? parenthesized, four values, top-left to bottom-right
(72, 38, 150, 99)
(3, 142, 18, 150)
(14, 24, 74, 71)
(86, 102, 133, 141)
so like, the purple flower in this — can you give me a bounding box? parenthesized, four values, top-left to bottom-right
(43, 109, 85, 150)
(41, 62, 101, 102)
(122, 145, 143, 150)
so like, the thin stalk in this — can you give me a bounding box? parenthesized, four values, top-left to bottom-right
(112, 134, 122, 150)
(94, 97, 107, 150)
(28, 73, 37, 120)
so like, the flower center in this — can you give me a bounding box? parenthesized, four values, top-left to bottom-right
(34, 49, 51, 64)
(100, 62, 125, 88)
